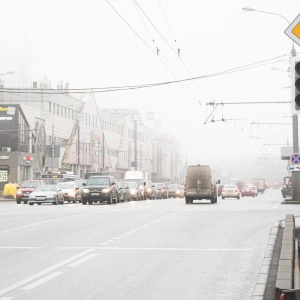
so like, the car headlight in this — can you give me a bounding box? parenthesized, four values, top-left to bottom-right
(83, 188, 89, 193)
(147, 188, 152, 192)
(176, 190, 180, 194)
(102, 188, 110, 193)
(130, 189, 136, 195)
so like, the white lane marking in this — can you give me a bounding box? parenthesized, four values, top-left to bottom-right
(0, 249, 93, 296)
(0, 214, 86, 235)
(60, 246, 252, 251)
(272, 200, 282, 209)
(0, 247, 38, 249)
(67, 254, 97, 267)
(22, 272, 62, 290)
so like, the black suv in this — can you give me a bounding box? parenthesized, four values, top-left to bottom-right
(81, 175, 117, 205)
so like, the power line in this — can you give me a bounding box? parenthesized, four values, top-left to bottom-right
(1, 54, 288, 95)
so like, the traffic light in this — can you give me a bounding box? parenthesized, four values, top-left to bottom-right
(291, 56, 300, 114)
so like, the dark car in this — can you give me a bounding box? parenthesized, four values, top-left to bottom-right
(167, 183, 182, 198)
(116, 181, 131, 202)
(28, 184, 64, 205)
(217, 185, 224, 197)
(153, 183, 163, 199)
(16, 180, 45, 204)
(82, 175, 118, 205)
(241, 186, 256, 197)
(144, 181, 156, 199)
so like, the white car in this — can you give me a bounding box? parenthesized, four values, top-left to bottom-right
(221, 184, 240, 199)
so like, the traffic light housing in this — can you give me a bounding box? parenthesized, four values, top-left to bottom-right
(291, 56, 300, 114)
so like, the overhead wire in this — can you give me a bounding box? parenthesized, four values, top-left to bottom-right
(156, 0, 213, 105)
(1, 54, 287, 95)
(130, 0, 201, 105)
(134, 0, 207, 105)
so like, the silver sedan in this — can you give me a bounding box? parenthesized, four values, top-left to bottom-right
(28, 184, 65, 205)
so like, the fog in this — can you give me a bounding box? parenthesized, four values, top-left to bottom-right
(1, 0, 299, 185)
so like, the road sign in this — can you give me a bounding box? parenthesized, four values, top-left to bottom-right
(290, 153, 300, 164)
(285, 14, 300, 46)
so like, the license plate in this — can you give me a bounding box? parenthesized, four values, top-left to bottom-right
(91, 193, 99, 196)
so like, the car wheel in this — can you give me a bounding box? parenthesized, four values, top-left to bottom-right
(29, 203, 34, 206)
(53, 197, 58, 205)
(82, 198, 87, 205)
(222, 196, 225, 199)
(88, 199, 93, 205)
(112, 195, 117, 204)
(237, 196, 240, 199)
(107, 194, 112, 204)
(72, 200, 76, 203)
(16, 199, 21, 204)
(185, 197, 190, 204)
(38, 203, 41, 205)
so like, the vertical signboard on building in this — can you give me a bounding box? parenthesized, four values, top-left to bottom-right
(0, 165, 9, 183)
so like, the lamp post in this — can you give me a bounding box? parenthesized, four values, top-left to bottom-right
(0, 71, 15, 100)
(0, 71, 15, 76)
(242, 6, 299, 200)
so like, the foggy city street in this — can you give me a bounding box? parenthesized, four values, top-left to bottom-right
(0, 0, 300, 299)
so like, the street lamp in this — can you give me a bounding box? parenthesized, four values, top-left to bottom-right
(242, 7, 297, 56)
(0, 71, 15, 76)
(242, 6, 299, 200)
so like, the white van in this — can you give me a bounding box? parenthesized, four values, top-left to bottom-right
(184, 164, 219, 204)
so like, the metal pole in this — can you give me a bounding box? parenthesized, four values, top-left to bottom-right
(98, 141, 101, 172)
(52, 124, 54, 171)
(102, 131, 105, 172)
(134, 119, 137, 171)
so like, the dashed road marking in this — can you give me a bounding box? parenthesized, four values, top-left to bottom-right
(22, 272, 62, 290)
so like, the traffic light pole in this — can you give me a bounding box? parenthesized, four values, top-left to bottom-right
(292, 53, 300, 201)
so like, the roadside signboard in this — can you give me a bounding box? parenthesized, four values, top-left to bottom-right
(290, 153, 300, 164)
(285, 13, 300, 46)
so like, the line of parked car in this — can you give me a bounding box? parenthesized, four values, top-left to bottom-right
(217, 184, 258, 199)
(15, 177, 185, 206)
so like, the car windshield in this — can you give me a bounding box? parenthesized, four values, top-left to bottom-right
(35, 185, 57, 191)
(75, 180, 87, 187)
(127, 182, 137, 188)
(168, 184, 179, 189)
(57, 183, 75, 189)
(224, 185, 237, 189)
(88, 177, 110, 185)
(22, 181, 41, 188)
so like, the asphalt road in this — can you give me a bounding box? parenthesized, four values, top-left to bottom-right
(1, 189, 299, 300)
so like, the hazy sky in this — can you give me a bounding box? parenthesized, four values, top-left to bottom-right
(1, 0, 300, 182)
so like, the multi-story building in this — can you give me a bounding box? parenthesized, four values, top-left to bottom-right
(0, 83, 184, 190)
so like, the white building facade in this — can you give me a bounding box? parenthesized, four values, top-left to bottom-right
(0, 85, 184, 185)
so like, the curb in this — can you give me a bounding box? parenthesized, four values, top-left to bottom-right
(252, 221, 280, 299)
